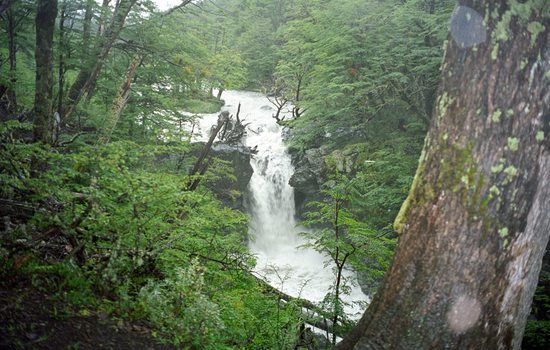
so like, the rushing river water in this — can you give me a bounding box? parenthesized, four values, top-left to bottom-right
(193, 90, 368, 318)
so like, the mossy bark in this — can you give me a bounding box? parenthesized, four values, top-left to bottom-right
(98, 53, 142, 144)
(337, 1, 549, 349)
(33, 0, 57, 143)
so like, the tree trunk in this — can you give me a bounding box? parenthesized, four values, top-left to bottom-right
(189, 111, 230, 177)
(33, 0, 58, 143)
(98, 53, 142, 144)
(81, 0, 95, 60)
(292, 74, 302, 119)
(83, 0, 111, 103)
(162, 0, 192, 17)
(0, 0, 15, 15)
(186, 111, 230, 192)
(332, 198, 342, 346)
(96, 0, 111, 37)
(337, 1, 549, 349)
(63, 0, 137, 120)
(6, 7, 17, 113)
(57, 1, 66, 115)
(216, 88, 224, 100)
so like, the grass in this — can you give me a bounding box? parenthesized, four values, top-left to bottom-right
(182, 98, 224, 114)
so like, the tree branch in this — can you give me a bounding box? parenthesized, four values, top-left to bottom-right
(0, 0, 16, 15)
(162, 0, 193, 16)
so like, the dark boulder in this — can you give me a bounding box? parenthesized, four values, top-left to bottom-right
(289, 147, 328, 219)
(206, 143, 253, 211)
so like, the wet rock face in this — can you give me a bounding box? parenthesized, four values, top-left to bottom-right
(208, 143, 254, 211)
(288, 142, 361, 219)
(289, 147, 327, 219)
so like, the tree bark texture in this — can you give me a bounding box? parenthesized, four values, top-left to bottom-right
(337, 1, 549, 349)
(5, 7, 17, 112)
(0, 0, 15, 15)
(81, 0, 95, 60)
(33, 0, 58, 143)
(57, 1, 66, 115)
(98, 53, 142, 144)
(63, 0, 136, 120)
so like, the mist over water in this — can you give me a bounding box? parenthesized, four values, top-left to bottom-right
(195, 90, 368, 318)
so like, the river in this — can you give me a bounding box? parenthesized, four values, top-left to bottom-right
(192, 90, 368, 319)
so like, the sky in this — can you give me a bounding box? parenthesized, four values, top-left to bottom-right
(153, 0, 182, 11)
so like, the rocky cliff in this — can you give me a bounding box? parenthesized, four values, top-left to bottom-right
(207, 143, 253, 211)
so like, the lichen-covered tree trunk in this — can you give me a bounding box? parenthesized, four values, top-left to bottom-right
(98, 53, 142, 144)
(63, 0, 137, 120)
(337, 1, 549, 349)
(33, 0, 57, 143)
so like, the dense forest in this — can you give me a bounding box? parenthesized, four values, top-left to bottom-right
(0, 0, 548, 349)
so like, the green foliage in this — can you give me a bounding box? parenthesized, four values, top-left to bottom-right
(23, 260, 97, 307)
(139, 260, 225, 348)
(182, 97, 224, 114)
(283, 0, 454, 152)
(523, 320, 550, 350)
(301, 173, 393, 341)
(0, 118, 304, 348)
(208, 49, 248, 92)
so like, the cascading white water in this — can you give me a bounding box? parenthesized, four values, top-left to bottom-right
(193, 90, 368, 318)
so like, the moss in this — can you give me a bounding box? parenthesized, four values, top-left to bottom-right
(394, 138, 436, 234)
(437, 92, 454, 120)
(492, 109, 502, 123)
(491, 43, 499, 60)
(507, 137, 519, 151)
(536, 131, 545, 142)
(182, 98, 223, 113)
(393, 164, 436, 234)
(527, 21, 545, 46)
(512, 1, 538, 20)
(498, 227, 509, 238)
(520, 59, 528, 70)
(393, 171, 420, 234)
(491, 0, 545, 56)
(440, 143, 475, 188)
(493, 10, 512, 42)
(479, 194, 493, 215)
(491, 158, 506, 173)
(504, 165, 518, 183)
(470, 172, 486, 215)
(438, 143, 491, 218)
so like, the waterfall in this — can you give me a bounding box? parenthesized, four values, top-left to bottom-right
(194, 90, 368, 318)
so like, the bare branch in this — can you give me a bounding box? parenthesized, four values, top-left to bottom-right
(162, 0, 193, 16)
(0, 0, 16, 16)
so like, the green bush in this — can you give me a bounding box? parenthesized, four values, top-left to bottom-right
(523, 320, 550, 350)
